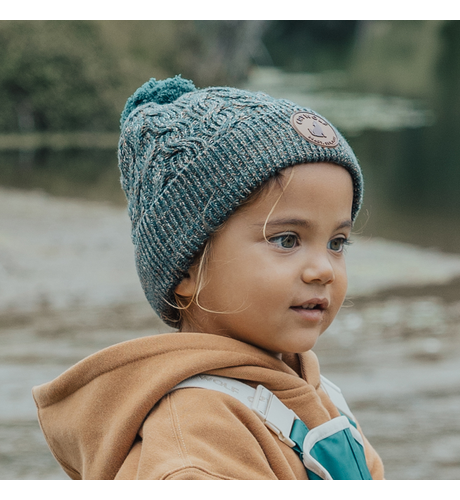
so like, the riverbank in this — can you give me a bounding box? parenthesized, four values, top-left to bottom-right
(1, 187, 460, 479)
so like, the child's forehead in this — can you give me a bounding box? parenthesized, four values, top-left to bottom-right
(251, 162, 353, 198)
(236, 162, 354, 219)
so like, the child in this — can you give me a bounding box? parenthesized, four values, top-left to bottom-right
(33, 76, 384, 480)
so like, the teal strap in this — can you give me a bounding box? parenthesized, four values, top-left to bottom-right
(170, 375, 372, 480)
(289, 417, 372, 480)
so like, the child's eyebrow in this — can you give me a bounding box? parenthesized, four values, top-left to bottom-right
(335, 219, 353, 231)
(253, 218, 353, 231)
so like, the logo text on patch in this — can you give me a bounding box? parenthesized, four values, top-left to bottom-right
(290, 111, 339, 148)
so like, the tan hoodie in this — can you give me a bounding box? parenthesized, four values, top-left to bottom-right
(32, 332, 384, 480)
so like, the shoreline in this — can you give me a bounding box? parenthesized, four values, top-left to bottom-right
(2, 185, 460, 315)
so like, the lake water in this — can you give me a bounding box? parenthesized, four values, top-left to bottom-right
(1, 67, 459, 253)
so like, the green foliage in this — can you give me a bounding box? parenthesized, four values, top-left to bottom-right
(0, 20, 270, 134)
(0, 20, 123, 132)
(263, 21, 359, 73)
(0, 20, 363, 135)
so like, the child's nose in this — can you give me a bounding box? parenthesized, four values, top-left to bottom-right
(300, 251, 335, 285)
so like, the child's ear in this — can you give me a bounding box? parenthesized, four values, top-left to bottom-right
(175, 269, 197, 297)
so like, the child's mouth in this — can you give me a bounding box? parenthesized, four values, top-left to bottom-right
(290, 299, 328, 321)
(291, 305, 324, 321)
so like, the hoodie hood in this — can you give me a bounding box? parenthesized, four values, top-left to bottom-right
(32, 332, 328, 480)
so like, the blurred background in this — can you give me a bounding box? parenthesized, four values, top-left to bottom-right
(1, 20, 460, 480)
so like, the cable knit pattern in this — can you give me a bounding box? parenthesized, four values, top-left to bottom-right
(118, 76, 364, 326)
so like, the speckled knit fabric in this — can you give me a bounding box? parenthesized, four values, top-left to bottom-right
(118, 76, 363, 326)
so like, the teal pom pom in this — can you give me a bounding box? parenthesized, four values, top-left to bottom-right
(120, 75, 196, 128)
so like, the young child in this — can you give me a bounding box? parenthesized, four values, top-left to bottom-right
(33, 76, 384, 480)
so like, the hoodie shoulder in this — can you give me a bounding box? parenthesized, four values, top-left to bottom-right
(32, 333, 295, 479)
(116, 387, 305, 480)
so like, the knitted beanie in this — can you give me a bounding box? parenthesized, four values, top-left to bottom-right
(118, 76, 363, 326)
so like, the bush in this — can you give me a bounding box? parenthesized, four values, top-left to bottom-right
(0, 20, 123, 133)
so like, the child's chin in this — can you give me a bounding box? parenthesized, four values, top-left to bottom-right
(280, 338, 320, 354)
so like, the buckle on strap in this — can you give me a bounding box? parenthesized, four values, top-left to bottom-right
(251, 385, 297, 447)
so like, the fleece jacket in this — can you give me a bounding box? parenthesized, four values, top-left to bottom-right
(32, 332, 384, 480)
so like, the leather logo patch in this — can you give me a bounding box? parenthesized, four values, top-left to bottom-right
(290, 111, 339, 148)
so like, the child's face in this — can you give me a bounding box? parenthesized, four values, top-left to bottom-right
(177, 162, 354, 357)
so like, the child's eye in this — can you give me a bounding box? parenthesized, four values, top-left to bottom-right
(328, 237, 350, 253)
(269, 233, 299, 249)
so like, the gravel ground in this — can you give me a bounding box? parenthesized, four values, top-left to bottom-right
(1, 187, 460, 480)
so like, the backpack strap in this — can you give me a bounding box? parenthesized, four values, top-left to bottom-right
(319, 375, 356, 422)
(172, 374, 298, 446)
(170, 374, 372, 480)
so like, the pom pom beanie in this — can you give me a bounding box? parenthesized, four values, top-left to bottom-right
(118, 76, 363, 326)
